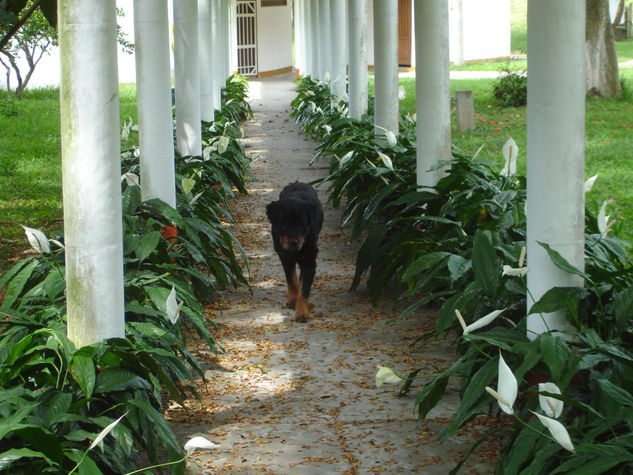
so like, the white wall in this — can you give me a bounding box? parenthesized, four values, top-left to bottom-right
(449, 0, 511, 62)
(256, 2, 292, 74)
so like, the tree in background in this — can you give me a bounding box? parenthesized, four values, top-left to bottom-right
(586, 0, 622, 97)
(0, 4, 55, 97)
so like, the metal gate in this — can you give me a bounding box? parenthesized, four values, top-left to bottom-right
(237, 1, 257, 76)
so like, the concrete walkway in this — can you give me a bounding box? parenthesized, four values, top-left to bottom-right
(167, 73, 501, 474)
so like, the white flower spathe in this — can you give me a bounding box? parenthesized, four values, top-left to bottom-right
(531, 411, 575, 452)
(494, 353, 517, 415)
(584, 174, 598, 193)
(166, 287, 183, 324)
(89, 413, 127, 451)
(464, 308, 506, 335)
(502, 265, 529, 277)
(500, 137, 518, 176)
(538, 382, 563, 419)
(598, 199, 616, 237)
(377, 151, 393, 170)
(375, 366, 403, 387)
(184, 436, 220, 455)
(385, 130, 397, 147)
(21, 225, 50, 254)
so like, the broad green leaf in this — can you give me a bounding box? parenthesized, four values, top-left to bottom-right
(596, 378, 633, 407)
(528, 287, 588, 315)
(539, 334, 569, 381)
(94, 368, 151, 393)
(0, 259, 39, 310)
(415, 375, 449, 419)
(471, 230, 499, 296)
(538, 241, 590, 282)
(615, 286, 633, 330)
(71, 350, 96, 399)
(135, 231, 161, 262)
(447, 254, 472, 282)
(0, 448, 56, 470)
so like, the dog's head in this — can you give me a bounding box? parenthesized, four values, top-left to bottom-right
(266, 197, 312, 253)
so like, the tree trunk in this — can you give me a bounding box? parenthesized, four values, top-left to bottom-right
(586, 0, 621, 97)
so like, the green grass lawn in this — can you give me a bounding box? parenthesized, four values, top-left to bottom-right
(398, 72, 633, 242)
(0, 85, 138, 273)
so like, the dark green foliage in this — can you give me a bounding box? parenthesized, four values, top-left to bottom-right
(0, 73, 253, 473)
(292, 75, 633, 473)
(493, 67, 528, 107)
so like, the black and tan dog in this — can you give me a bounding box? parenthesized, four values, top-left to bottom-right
(266, 182, 324, 322)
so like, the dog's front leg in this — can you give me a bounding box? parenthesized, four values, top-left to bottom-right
(281, 255, 299, 309)
(295, 261, 316, 322)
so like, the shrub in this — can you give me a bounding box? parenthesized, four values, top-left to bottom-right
(493, 67, 528, 107)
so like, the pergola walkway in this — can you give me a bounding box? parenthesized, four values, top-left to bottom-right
(166, 73, 501, 474)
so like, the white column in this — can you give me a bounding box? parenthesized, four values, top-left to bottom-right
(302, 0, 312, 76)
(228, 0, 238, 75)
(330, 0, 347, 98)
(210, 0, 222, 110)
(373, 0, 399, 135)
(348, 0, 368, 119)
(134, 0, 176, 207)
(414, 0, 450, 188)
(173, 0, 202, 156)
(198, 0, 214, 122)
(526, 0, 585, 339)
(59, 0, 124, 346)
(318, 0, 332, 80)
(220, 0, 230, 80)
(310, 0, 321, 78)
(453, 0, 465, 66)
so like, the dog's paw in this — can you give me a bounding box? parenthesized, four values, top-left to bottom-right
(285, 300, 296, 309)
(294, 313, 308, 323)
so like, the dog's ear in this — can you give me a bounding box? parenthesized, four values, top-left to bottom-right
(266, 201, 279, 224)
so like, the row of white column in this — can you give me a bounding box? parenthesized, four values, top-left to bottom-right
(58, 0, 585, 346)
(294, 0, 586, 339)
(60, 0, 234, 347)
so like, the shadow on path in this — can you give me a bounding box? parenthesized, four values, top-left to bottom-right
(167, 73, 501, 474)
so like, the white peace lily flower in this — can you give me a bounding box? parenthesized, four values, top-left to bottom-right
(398, 85, 406, 100)
(21, 226, 50, 254)
(50, 239, 65, 250)
(208, 123, 217, 133)
(184, 436, 220, 455)
(203, 145, 215, 161)
(500, 137, 519, 176)
(486, 353, 517, 415)
(502, 265, 529, 277)
(166, 287, 183, 324)
(377, 151, 393, 170)
(463, 308, 506, 335)
(322, 124, 332, 135)
(308, 101, 316, 112)
(598, 199, 616, 237)
(538, 382, 564, 419)
(531, 411, 575, 452)
(385, 130, 397, 147)
(121, 172, 140, 187)
(217, 136, 230, 154)
(305, 90, 315, 97)
(375, 366, 403, 387)
(89, 413, 127, 451)
(339, 151, 354, 167)
(315, 106, 324, 115)
(455, 309, 467, 331)
(584, 174, 598, 193)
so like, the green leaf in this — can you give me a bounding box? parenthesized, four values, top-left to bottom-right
(415, 375, 449, 420)
(135, 231, 162, 262)
(71, 349, 96, 399)
(94, 368, 152, 393)
(528, 287, 588, 315)
(538, 241, 590, 282)
(0, 448, 56, 470)
(596, 378, 633, 407)
(538, 334, 569, 381)
(447, 254, 472, 282)
(471, 230, 500, 296)
(615, 286, 633, 330)
(0, 259, 39, 310)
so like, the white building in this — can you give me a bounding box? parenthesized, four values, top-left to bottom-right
(16, 0, 509, 90)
